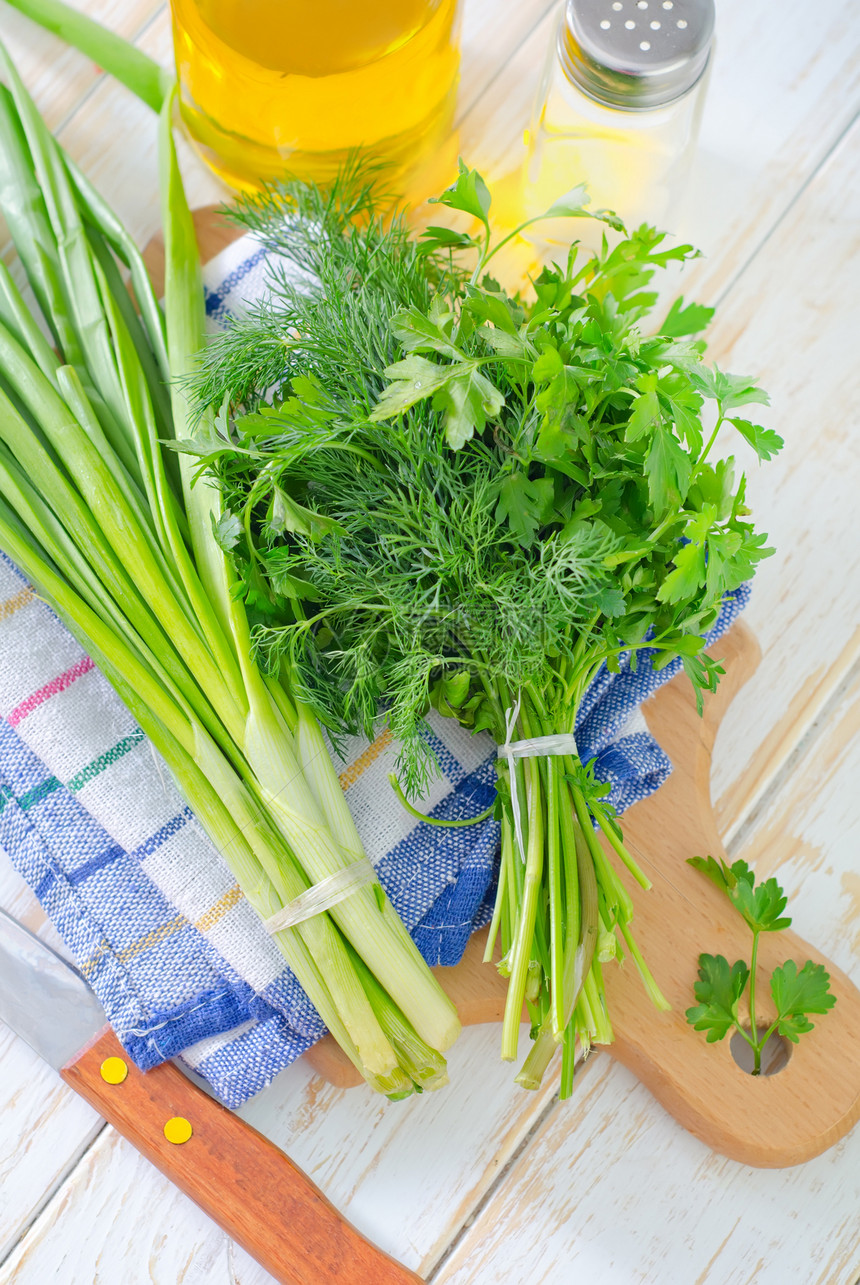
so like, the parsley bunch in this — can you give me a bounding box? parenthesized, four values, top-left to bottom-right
(189, 163, 780, 1092)
(687, 857, 836, 1074)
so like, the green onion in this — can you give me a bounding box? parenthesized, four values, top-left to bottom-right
(0, 33, 460, 1095)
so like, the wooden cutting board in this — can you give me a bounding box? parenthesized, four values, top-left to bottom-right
(305, 621, 860, 1169)
(146, 209, 860, 1170)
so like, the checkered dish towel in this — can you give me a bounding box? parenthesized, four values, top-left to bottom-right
(0, 234, 749, 1107)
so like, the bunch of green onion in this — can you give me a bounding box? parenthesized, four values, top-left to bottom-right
(0, 39, 460, 1097)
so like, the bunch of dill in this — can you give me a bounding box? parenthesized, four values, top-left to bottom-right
(186, 163, 780, 1092)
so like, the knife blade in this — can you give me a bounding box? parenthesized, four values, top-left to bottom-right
(0, 907, 422, 1285)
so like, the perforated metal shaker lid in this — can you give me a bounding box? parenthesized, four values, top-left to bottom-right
(559, 0, 715, 111)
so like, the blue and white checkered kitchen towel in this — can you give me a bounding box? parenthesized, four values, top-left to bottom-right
(0, 233, 750, 1107)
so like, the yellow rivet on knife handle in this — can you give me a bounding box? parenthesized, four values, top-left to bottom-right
(164, 1116, 193, 1144)
(100, 1056, 128, 1084)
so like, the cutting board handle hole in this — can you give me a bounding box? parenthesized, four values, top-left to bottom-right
(730, 1027, 792, 1077)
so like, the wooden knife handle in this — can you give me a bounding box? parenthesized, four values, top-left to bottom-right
(61, 1026, 422, 1285)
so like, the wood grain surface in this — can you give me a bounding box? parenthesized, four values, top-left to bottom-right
(1, 0, 859, 1281)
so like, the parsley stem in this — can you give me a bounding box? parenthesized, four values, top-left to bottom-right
(693, 413, 726, 475)
(749, 927, 762, 1074)
(477, 215, 549, 274)
(732, 1023, 758, 1051)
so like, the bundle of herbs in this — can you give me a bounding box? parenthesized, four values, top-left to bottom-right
(187, 165, 780, 1092)
(0, 45, 461, 1098)
(185, 163, 781, 1094)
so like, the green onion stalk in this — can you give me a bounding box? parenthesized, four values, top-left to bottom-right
(0, 27, 458, 1096)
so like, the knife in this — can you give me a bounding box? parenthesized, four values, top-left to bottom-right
(0, 906, 422, 1284)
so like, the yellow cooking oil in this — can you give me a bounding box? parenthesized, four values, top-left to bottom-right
(171, 0, 462, 193)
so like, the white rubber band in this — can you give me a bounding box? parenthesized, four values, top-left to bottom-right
(497, 697, 578, 863)
(263, 859, 378, 934)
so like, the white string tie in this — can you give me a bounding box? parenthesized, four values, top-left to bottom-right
(263, 858, 377, 933)
(497, 695, 578, 863)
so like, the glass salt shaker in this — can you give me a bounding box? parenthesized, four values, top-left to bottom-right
(523, 0, 715, 242)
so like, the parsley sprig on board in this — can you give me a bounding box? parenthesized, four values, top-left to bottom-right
(687, 857, 836, 1073)
(189, 163, 780, 1092)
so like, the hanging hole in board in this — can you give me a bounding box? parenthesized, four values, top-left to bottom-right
(729, 1027, 792, 1077)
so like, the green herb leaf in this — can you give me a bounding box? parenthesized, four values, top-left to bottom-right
(687, 856, 791, 932)
(657, 540, 706, 604)
(428, 158, 491, 227)
(625, 387, 660, 442)
(212, 509, 242, 552)
(729, 417, 784, 461)
(644, 424, 692, 514)
(390, 303, 460, 359)
(687, 854, 737, 895)
(370, 355, 457, 419)
(464, 285, 521, 334)
(595, 585, 626, 618)
(495, 472, 554, 545)
(433, 367, 505, 450)
(730, 872, 792, 934)
(270, 487, 344, 541)
(770, 959, 836, 1042)
(417, 225, 478, 255)
(660, 296, 715, 337)
(685, 953, 750, 1042)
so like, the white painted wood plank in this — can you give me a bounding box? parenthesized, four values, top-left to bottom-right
(0, 1127, 236, 1285)
(734, 672, 860, 985)
(455, 0, 558, 126)
(0, 1029, 102, 1262)
(704, 120, 860, 835)
(433, 679, 860, 1285)
(0, 864, 103, 1258)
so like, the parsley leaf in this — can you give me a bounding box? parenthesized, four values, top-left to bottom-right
(212, 510, 242, 552)
(428, 158, 491, 228)
(660, 296, 715, 337)
(686, 954, 750, 1042)
(370, 354, 460, 418)
(770, 960, 836, 1042)
(433, 368, 505, 450)
(730, 872, 792, 933)
(625, 387, 661, 442)
(657, 540, 706, 604)
(495, 473, 555, 546)
(417, 225, 479, 256)
(687, 857, 835, 1072)
(729, 417, 784, 461)
(644, 424, 692, 514)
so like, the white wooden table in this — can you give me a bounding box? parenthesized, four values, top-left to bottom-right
(1, 2, 860, 1281)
